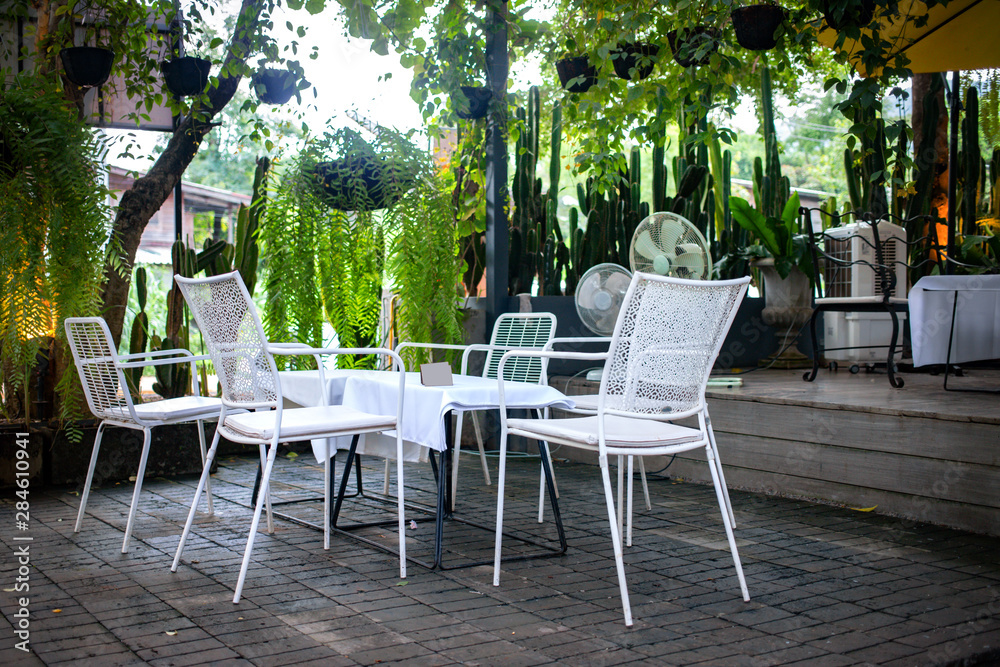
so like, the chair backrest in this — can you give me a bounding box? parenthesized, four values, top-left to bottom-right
(65, 317, 137, 423)
(175, 271, 279, 409)
(484, 312, 557, 383)
(601, 273, 749, 418)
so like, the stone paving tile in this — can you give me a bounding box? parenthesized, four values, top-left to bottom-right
(6, 452, 1000, 666)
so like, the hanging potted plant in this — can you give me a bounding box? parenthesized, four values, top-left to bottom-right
(161, 56, 211, 97)
(822, 0, 876, 30)
(731, 4, 788, 51)
(453, 85, 492, 119)
(59, 46, 115, 88)
(555, 55, 598, 93)
(252, 67, 299, 105)
(312, 128, 418, 212)
(611, 42, 659, 81)
(667, 27, 719, 67)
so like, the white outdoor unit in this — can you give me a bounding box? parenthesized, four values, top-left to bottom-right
(821, 220, 908, 363)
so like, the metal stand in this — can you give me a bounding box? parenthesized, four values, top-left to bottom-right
(942, 290, 1000, 393)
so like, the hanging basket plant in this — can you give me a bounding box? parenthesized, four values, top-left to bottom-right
(556, 56, 598, 93)
(611, 42, 659, 81)
(731, 5, 787, 51)
(161, 56, 211, 97)
(453, 86, 492, 119)
(822, 0, 876, 30)
(59, 46, 114, 88)
(667, 28, 719, 67)
(252, 67, 298, 105)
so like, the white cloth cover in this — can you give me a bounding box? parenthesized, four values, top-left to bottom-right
(224, 405, 396, 441)
(278, 370, 575, 462)
(909, 275, 1000, 367)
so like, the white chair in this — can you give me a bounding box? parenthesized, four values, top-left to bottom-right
(493, 273, 751, 626)
(65, 317, 221, 554)
(396, 312, 557, 503)
(169, 271, 408, 603)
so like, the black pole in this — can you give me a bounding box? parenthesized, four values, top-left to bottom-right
(172, 0, 184, 241)
(946, 70, 960, 275)
(484, 3, 509, 332)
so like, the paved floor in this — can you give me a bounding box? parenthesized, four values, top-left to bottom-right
(2, 449, 999, 666)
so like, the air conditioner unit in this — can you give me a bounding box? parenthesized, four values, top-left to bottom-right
(821, 220, 907, 364)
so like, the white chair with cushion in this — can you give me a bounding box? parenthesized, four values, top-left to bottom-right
(65, 317, 222, 554)
(492, 273, 751, 626)
(169, 271, 408, 603)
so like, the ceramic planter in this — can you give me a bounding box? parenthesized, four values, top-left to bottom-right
(756, 258, 813, 368)
(252, 68, 297, 105)
(454, 86, 492, 119)
(59, 47, 114, 87)
(611, 42, 659, 80)
(731, 5, 787, 51)
(162, 57, 211, 97)
(555, 56, 598, 93)
(667, 28, 719, 67)
(314, 156, 414, 211)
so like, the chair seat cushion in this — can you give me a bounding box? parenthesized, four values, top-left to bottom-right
(132, 395, 223, 421)
(225, 405, 396, 441)
(506, 414, 702, 449)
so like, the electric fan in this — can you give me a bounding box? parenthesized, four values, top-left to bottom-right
(575, 263, 633, 336)
(629, 212, 712, 279)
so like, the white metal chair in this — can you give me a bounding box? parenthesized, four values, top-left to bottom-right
(65, 317, 222, 554)
(169, 271, 408, 603)
(396, 311, 557, 503)
(493, 273, 752, 626)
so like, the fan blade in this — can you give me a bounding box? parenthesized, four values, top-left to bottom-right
(577, 275, 599, 309)
(605, 271, 631, 293)
(673, 245, 708, 278)
(633, 230, 661, 260)
(659, 217, 685, 250)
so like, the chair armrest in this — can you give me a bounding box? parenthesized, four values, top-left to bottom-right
(459, 343, 552, 375)
(543, 336, 612, 351)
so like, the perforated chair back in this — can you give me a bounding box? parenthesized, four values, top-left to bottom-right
(65, 317, 137, 424)
(175, 271, 279, 409)
(601, 274, 749, 418)
(483, 312, 557, 383)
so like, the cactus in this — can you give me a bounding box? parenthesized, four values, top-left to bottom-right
(961, 85, 982, 236)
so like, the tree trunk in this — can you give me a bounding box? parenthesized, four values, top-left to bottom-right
(100, 0, 266, 346)
(912, 73, 950, 222)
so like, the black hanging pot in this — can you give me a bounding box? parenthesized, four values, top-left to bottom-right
(313, 156, 414, 211)
(822, 0, 876, 30)
(161, 57, 211, 97)
(611, 42, 659, 80)
(731, 5, 788, 51)
(454, 86, 492, 119)
(555, 56, 598, 93)
(252, 68, 298, 105)
(667, 28, 719, 67)
(59, 47, 114, 88)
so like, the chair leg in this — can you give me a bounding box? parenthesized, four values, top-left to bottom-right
(172, 428, 222, 572)
(600, 454, 633, 627)
(638, 458, 651, 511)
(706, 446, 750, 602)
(626, 456, 634, 547)
(74, 421, 107, 534)
(449, 412, 464, 507)
(121, 428, 153, 554)
(195, 419, 214, 516)
(258, 444, 274, 534)
(234, 437, 280, 604)
(616, 455, 625, 545)
(470, 411, 491, 485)
(492, 425, 511, 587)
(394, 432, 407, 580)
(324, 441, 331, 551)
(706, 414, 735, 528)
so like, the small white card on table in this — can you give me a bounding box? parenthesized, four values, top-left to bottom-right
(420, 362, 453, 386)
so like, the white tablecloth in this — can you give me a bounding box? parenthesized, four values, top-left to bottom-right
(909, 275, 1000, 367)
(278, 370, 575, 463)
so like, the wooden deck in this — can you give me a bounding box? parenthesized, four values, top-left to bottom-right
(551, 367, 1000, 537)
